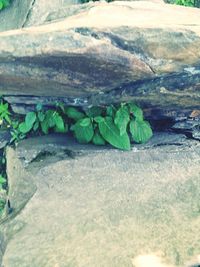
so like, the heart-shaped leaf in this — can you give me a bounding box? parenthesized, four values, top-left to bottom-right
(129, 104, 144, 121)
(86, 106, 103, 118)
(92, 131, 106, 145)
(79, 117, 91, 127)
(54, 114, 67, 133)
(25, 112, 37, 129)
(130, 119, 153, 143)
(98, 117, 130, 150)
(18, 122, 32, 134)
(73, 119, 94, 143)
(114, 105, 130, 135)
(65, 107, 85, 121)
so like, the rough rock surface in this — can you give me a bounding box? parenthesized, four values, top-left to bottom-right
(0, 0, 34, 32)
(0, 0, 79, 32)
(24, 0, 80, 27)
(0, 133, 200, 267)
(0, 1, 200, 111)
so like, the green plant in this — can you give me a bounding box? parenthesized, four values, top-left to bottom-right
(68, 103, 153, 150)
(0, 99, 11, 127)
(0, 175, 6, 190)
(10, 104, 68, 143)
(2, 101, 152, 150)
(0, 0, 10, 10)
(174, 0, 195, 6)
(11, 102, 152, 150)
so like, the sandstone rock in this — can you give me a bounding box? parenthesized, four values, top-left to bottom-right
(24, 0, 80, 27)
(0, 131, 11, 149)
(0, 133, 200, 267)
(173, 118, 200, 140)
(0, 0, 34, 32)
(0, 0, 80, 32)
(0, 1, 200, 113)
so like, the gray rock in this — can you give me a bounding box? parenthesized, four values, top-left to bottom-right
(172, 118, 200, 140)
(24, 0, 80, 27)
(0, 131, 11, 149)
(0, 133, 200, 267)
(5, 146, 37, 214)
(0, 0, 80, 32)
(0, 1, 200, 111)
(0, 0, 34, 32)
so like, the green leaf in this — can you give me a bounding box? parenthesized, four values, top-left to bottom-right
(129, 119, 153, 143)
(36, 103, 43, 111)
(114, 105, 130, 135)
(41, 120, 49, 134)
(129, 103, 144, 121)
(92, 131, 106, 146)
(98, 117, 130, 150)
(0, 2, 3, 10)
(33, 121, 39, 131)
(45, 110, 56, 128)
(38, 111, 45, 122)
(79, 117, 91, 127)
(18, 122, 32, 134)
(54, 114, 66, 133)
(86, 106, 103, 118)
(65, 107, 85, 121)
(94, 116, 104, 123)
(4, 114, 11, 124)
(2, 0, 9, 7)
(73, 119, 94, 143)
(0, 175, 6, 185)
(25, 112, 37, 129)
(106, 105, 116, 118)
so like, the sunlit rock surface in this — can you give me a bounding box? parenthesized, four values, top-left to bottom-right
(0, 1, 200, 111)
(0, 133, 200, 267)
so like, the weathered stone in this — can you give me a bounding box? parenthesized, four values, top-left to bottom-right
(0, 133, 200, 267)
(0, 131, 11, 149)
(5, 146, 37, 213)
(0, 0, 34, 32)
(0, 1, 200, 112)
(24, 0, 80, 27)
(0, 0, 80, 32)
(173, 118, 200, 140)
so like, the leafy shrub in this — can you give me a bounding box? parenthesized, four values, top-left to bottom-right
(69, 103, 152, 150)
(14, 103, 152, 150)
(0, 99, 153, 150)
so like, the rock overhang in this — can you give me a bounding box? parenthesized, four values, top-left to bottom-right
(0, 1, 199, 110)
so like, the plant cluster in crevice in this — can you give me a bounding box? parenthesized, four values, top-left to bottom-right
(0, 99, 153, 215)
(11, 102, 153, 150)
